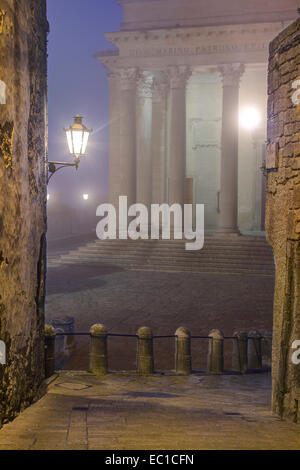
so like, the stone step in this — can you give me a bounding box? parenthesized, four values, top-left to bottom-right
(48, 258, 273, 275)
(78, 240, 272, 250)
(75, 246, 273, 258)
(85, 247, 272, 256)
(60, 251, 274, 266)
(65, 244, 273, 258)
(81, 239, 272, 248)
(89, 239, 271, 248)
(57, 254, 274, 270)
(49, 236, 274, 275)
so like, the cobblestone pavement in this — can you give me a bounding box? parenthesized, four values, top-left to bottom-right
(46, 263, 274, 371)
(0, 372, 299, 450)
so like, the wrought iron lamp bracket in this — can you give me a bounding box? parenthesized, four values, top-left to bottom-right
(47, 159, 79, 184)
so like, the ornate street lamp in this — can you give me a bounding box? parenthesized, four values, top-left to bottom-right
(48, 115, 92, 183)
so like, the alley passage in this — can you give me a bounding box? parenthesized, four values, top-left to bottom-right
(0, 372, 299, 450)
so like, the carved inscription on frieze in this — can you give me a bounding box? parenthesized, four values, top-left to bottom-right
(129, 43, 268, 58)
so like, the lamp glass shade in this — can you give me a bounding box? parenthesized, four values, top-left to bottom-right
(81, 131, 90, 154)
(66, 130, 73, 154)
(65, 115, 92, 157)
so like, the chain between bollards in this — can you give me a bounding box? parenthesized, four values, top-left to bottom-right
(44, 324, 267, 376)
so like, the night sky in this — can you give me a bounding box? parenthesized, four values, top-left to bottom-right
(47, 0, 122, 206)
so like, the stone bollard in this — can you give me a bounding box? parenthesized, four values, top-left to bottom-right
(44, 325, 56, 379)
(137, 327, 154, 375)
(232, 331, 248, 374)
(55, 328, 65, 355)
(207, 329, 224, 374)
(89, 324, 108, 375)
(260, 331, 272, 368)
(248, 330, 263, 370)
(51, 316, 75, 354)
(175, 327, 192, 375)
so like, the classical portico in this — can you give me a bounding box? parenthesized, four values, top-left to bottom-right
(96, 0, 298, 233)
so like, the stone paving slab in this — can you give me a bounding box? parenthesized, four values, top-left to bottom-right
(0, 372, 299, 450)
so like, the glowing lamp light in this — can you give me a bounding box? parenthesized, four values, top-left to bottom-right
(47, 194, 50, 201)
(83, 194, 89, 201)
(240, 107, 261, 131)
(65, 115, 92, 160)
(47, 115, 92, 184)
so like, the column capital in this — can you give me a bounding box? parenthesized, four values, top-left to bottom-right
(137, 72, 154, 99)
(167, 65, 191, 89)
(107, 69, 121, 82)
(218, 63, 245, 87)
(152, 71, 169, 102)
(120, 67, 139, 91)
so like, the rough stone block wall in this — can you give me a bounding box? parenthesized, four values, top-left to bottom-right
(0, 0, 48, 425)
(266, 17, 300, 423)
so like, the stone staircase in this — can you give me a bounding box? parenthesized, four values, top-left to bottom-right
(47, 235, 275, 276)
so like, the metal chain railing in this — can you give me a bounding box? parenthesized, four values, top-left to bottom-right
(44, 324, 272, 378)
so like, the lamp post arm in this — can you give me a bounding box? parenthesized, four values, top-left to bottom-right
(47, 160, 79, 184)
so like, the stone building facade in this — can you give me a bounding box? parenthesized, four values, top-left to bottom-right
(266, 17, 300, 423)
(96, 0, 298, 233)
(0, 1, 48, 424)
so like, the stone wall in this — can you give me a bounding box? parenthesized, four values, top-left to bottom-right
(266, 17, 300, 423)
(0, 0, 48, 424)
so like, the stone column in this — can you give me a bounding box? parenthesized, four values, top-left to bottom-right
(136, 72, 153, 208)
(108, 71, 121, 208)
(152, 72, 168, 204)
(119, 67, 139, 207)
(167, 66, 191, 207)
(217, 63, 245, 235)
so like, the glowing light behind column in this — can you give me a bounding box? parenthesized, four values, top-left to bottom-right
(240, 107, 261, 130)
